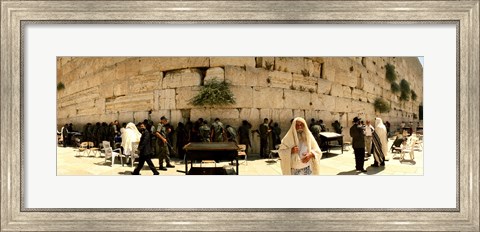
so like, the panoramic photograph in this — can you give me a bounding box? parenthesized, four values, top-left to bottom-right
(56, 57, 424, 176)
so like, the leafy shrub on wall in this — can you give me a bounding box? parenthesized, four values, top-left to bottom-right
(373, 98, 391, 113)
(190, 79, 236, 106)
(57, 82, 65, 91)
(385, 63, 397, 83)
(399, 79, 411, 101)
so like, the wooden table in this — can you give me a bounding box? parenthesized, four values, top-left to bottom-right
(319, 132, 344, 155)
(183, 142, 239, 175)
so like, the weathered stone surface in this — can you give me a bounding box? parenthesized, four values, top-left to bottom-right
(322, 60, 336, 82)
(204, 67, 225, 83)
(58, 57, 423, 130)
(255, 57, 275, 70)
(253, 87, 284, 109)
(163, 69, 202, 89)
(106, 93, 154, 113)
(310, 94, 325, 110)
(239, 108, 260, 122)
(210, 108, 240, 119)
(322, 94, 336, 112)
(335, 97, 352, 113)
(274, 57, 309, 74)
(335, 69, 357, 88)
(210, 57, 256, 68)
(190, 108, 211, 121)
(292, 74, 317, 92)
(343, 86, 353, 99)
(154, 57, 210, 72)
(129, 72, 162, 94)
(175, 86, 200, 109)
(330, 83, 343, 97)
(230, 86, 253, 108)
(283, 89, 311, 109)
(292, 109, 306, 119)
(158, 89, 176, 110)
(352, 88, 368, 102)
(363, 79, 375, 94)
(246, 67, 269, 87)
(225, 66, 247, 86)
(268, 71, 292, 89)
(317, 78, 332, 95)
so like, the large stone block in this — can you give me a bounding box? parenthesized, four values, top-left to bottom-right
(204, 67, 225, 83)
(246, 67, 269, 87)
(210, 108, 240, 119)
(268, 71, 292, 89)
(292, 74, 317, 92)
(343, 86, 353, 99)
(283, 90, 312, 109)
(253, 87, 284, 109)
(335, 97, 352, 113)
(123, 58, 142, 78)
(312, 61, 321, 78)
(322, 94, 336, 112)
(154, 57, 210, 72)
(190, 108, 210, 121)
(317, 78, 332, 95)
(352, 88, 367, 102)
(105, 93, 154, 113)
(310, 94, 325, 110)
(335, 69, 357, 88)
(129, 72, 162, 94)
(175, 86, 201, 109)
(163, 69, 202, 89)
(351, 100, 374, 114)
(230, 86, 253, 108)
(363, 79, 375, 94)
(210, 57, 256, 68)
(113, 82, 129, 96)
(158, 89, 176, 110)
(239, 108, 260, 122)
(323, 60, 336, 82)
(330, 83, 343, 97)
(274, 57, 309, 74)
(225, 66, 247, 86)
(292, 109, 306, 119)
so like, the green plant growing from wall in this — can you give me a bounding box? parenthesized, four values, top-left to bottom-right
(385, 63, 397, 83)
(373, 98, 391, 113)
(399, 79, 411, 101)
(391, 82, 400, 93)
(190, 79, 236, 106)
(265, 61, 274, 71)
(57, 82, 65, 91)
(411, 90, 417, 101)
(301, 69, 310, 77)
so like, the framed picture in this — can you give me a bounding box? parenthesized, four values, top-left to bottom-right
(1, 0, 478, 231)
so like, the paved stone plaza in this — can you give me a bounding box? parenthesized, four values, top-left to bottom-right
(57, 138, 423, 176)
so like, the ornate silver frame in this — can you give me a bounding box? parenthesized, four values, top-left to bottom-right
(1, 1, 479, 231)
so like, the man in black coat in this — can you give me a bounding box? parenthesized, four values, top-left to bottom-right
(132, 122, 159, 175)
(350, 117, 367, 172)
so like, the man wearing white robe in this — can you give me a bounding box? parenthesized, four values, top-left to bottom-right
(121, 122, 141, 159)
(278, 117, 322, 175)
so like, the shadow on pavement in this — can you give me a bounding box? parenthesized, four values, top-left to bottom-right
(119, 171, 133, 175)
(400, 160, 416, 165)
(337, 169, 360, 175)
(366, 166, 385, 175)
(321, 152, 341, 159)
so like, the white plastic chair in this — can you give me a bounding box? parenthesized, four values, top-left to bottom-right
(104, 147, 123, 166)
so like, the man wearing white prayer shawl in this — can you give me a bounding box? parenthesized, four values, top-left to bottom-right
(278, 117, 322, 175)
(121, 122, 141, 158)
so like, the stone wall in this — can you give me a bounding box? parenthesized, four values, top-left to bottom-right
(57, 57, 423, 151)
